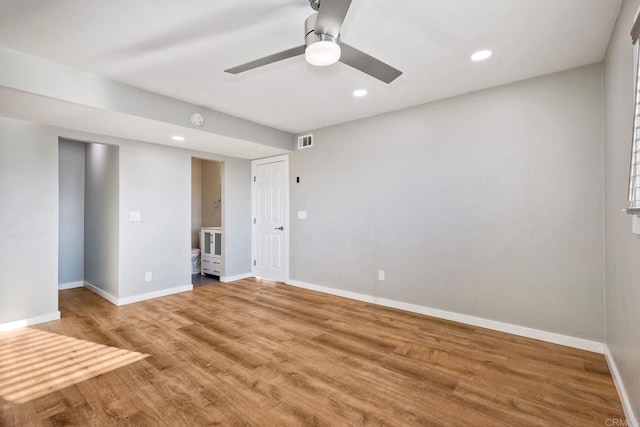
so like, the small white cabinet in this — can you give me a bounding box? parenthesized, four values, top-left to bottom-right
(201, 227, 222, 276)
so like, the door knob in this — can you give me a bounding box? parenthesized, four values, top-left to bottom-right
(275, 226, 284, 231)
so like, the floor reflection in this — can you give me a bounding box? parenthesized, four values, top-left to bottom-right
(0, 328, 147, 406)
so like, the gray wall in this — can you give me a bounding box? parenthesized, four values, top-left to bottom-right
(116, 138, 249, 297)
(222, 158, 251, 278)
(75, 130, 250, 297)
(0, 117, 252, 319)
(191, 157, 202, 249)
(290, 63, 605, 341)
(91, 132, 249, 298)
(202, 160, 222, 228)
(604, 0, 640, 418)
(58, 139, 85, 285)
(0, 118, 58, 323)
(84, 142, 119, 296)
(117, 140, 191, 298)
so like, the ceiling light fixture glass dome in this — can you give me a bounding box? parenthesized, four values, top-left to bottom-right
(305, 40, 341, 66)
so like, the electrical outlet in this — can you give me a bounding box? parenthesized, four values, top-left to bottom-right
(145, 272, 152, 282)
(378, 270, 385, 281)
(298, 210, 307, 220)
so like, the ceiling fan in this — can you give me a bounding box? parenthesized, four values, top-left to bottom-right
(224, 0, 402, 84)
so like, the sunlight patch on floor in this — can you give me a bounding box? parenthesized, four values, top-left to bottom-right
(0, 328, 148, 406)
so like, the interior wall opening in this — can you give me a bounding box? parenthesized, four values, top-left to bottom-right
(58, 138, 119, 303)
(191, 157, 222, 286)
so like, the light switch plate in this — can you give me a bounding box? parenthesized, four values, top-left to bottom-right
(129, 211, 142, 222)
(298, 210, 307, 220)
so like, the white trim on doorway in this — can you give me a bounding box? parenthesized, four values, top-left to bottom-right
(251, 155, 290, 283)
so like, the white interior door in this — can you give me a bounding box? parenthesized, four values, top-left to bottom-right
(252, 156, 288, 282)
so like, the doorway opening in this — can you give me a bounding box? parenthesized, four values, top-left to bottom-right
(191, 157, 223, 287)
(58, 139, 119, 301)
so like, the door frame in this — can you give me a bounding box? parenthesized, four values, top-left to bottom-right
(251, 155, 290, 282)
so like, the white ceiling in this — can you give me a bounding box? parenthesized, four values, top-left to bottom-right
(0, 0, 622, 133)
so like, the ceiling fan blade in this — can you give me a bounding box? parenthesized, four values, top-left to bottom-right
(314, 0, 353, 39)
(225, 45, 305, 74)
(339, 43, 402, 84)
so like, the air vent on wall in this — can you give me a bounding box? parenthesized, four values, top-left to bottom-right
(298, 134, 313, 150)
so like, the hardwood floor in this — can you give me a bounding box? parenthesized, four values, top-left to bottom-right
(0, 278, 625, 426)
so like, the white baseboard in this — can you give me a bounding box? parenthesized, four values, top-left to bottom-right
(58, 281, 84, 290)
(83, 281, 119, 305)
(0, 311, 61, 332)
(117, 285, 193, 306)
(375, 297, 603, 353)
(287, 279, 375, 303)
(220, 273, 253, 283)
(285, 279, 603, 354)
(605, 345, 639, 427)
(84, 281, 192, 306)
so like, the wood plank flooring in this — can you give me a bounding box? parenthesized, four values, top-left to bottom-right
(0, 278, 625, 426)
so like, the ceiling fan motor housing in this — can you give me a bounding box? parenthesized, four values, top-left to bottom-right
(305, 13, 339, 47)
(304, 12, 341, 66)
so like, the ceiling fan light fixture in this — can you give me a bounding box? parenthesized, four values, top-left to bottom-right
(305, 40, 341, 66)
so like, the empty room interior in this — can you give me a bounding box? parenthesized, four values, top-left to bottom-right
(1, 0, 639, 425)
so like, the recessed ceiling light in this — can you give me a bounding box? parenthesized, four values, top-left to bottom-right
(471, 49, 493, 62)
(172, 135, 185, 141)
(353, 89, 368, 98)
